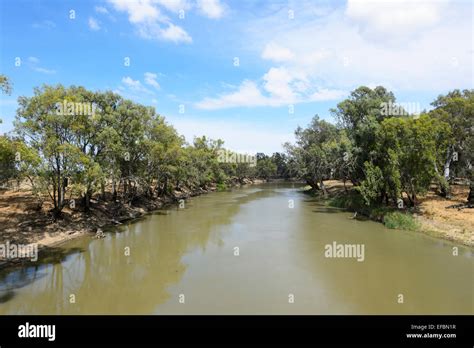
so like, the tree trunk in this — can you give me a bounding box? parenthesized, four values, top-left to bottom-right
(441, 146, 454, 197)
(112, 177, 117, 201)
(101, 181, 106, 200)
(468, 180, 474, 206)
(83, 192, 90, 212)
(320, 180, 328, 197)
(306, 179, 319, 191)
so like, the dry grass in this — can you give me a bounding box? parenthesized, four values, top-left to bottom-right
(416, 185, 474, 246)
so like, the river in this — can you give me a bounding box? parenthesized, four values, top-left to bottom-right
(0, 183, 472, 314)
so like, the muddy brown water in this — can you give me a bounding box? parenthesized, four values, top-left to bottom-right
(0, 183, 472, 314)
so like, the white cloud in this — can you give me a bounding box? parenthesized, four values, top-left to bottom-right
(95, 6, 109, 14)
(122, 76, 142, 89)
(144, 72, 161, 89)
(310, 88, 347, 102)
(28, 56, 40, 64)
(155, 0, 191, 13)
(345, 0, 446, 39)
(121, 76, 153, 94)
(261, 42, 294, 62)
(108, 0, 163, 23)
(88, 17, 101, 31)
(195, 75, 344, 110)
(160, 23, 192, 43)
(107, 0, 192, 43)
(27, 57, 56, 74)
(196, 80, 268, 110)
(33, 67, 56, 74)
(263, 67, 296, 101)
(237, 0, 472, 95)
(196, 0, 225, 19)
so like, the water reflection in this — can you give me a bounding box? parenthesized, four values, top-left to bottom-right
(0, 183, 472, 314)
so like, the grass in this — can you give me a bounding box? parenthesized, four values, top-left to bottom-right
(216, 183, 228, 191)
(325, 189, 420, 231)
(383, 211, 420, 231)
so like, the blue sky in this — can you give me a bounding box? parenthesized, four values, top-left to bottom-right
(0, 0, 472, 153)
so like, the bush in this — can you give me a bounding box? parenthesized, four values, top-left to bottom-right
(216, 183, 227, 191)
(383, 212, 420, 231)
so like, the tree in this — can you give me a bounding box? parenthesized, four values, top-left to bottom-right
(430, 89, 474, 198)
(271, 152, 290, 178)
(285, 115, 339, 193)
(372, 114, 452, 206)
(331, 86, 396, 185)
(0, 74, 12, 124)
(256, 155, 276, 180)
(0, 74, 12, 95)
(16, 85, 82, 217)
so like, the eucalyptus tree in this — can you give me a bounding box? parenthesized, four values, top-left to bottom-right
(330, 86, 396, 185)
(430, 89, 474, 198)
(15, 85, 84, 217)
(285, 116, 339, 193)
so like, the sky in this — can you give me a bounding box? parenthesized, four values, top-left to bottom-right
(0, 0, 472, 154)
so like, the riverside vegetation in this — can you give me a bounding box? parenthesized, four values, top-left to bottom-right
(0, 75, 473, 266)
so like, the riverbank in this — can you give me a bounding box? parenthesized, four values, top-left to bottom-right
(0, 178, 266, 269)
(312, 180, 474, 247)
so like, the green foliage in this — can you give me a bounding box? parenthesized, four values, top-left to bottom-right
(285, 115, 342, 190)
(10, 82, 472, 220)
(0, 74, 12, 95)
(12, 84, 286, 217)
(430, 89, 473, 199)
(356, 162, 385, 206)
(256, 155, 277, 179)
(287, 85, 471, 208)
(330, 86, 396, 184)
(383, 212, 420, 231)
(216, 183, 227, 191)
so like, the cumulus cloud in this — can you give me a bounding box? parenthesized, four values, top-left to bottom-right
(121, 76, 153, 95)
(198, 0, 471, 111)
(261, 42, 295, 62)
(196, 80, 267, 110)
(144, 72, 161, 90)
(345, 0, 447, 40)
(107, 0, 226, 43)
(155, 0, 192, 13)
(95, 6, 109, 14)
(196, 0, 225, 19)
(108, 0, 191, 43)
(160, 23, 192, 43)
(195, 76, 345, 110)
(88, 17, 101, 31)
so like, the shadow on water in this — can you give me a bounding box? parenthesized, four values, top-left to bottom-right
(0, 185, 271, 313)
(0, 245, 85, 304)
(0, 290, 15, 303)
